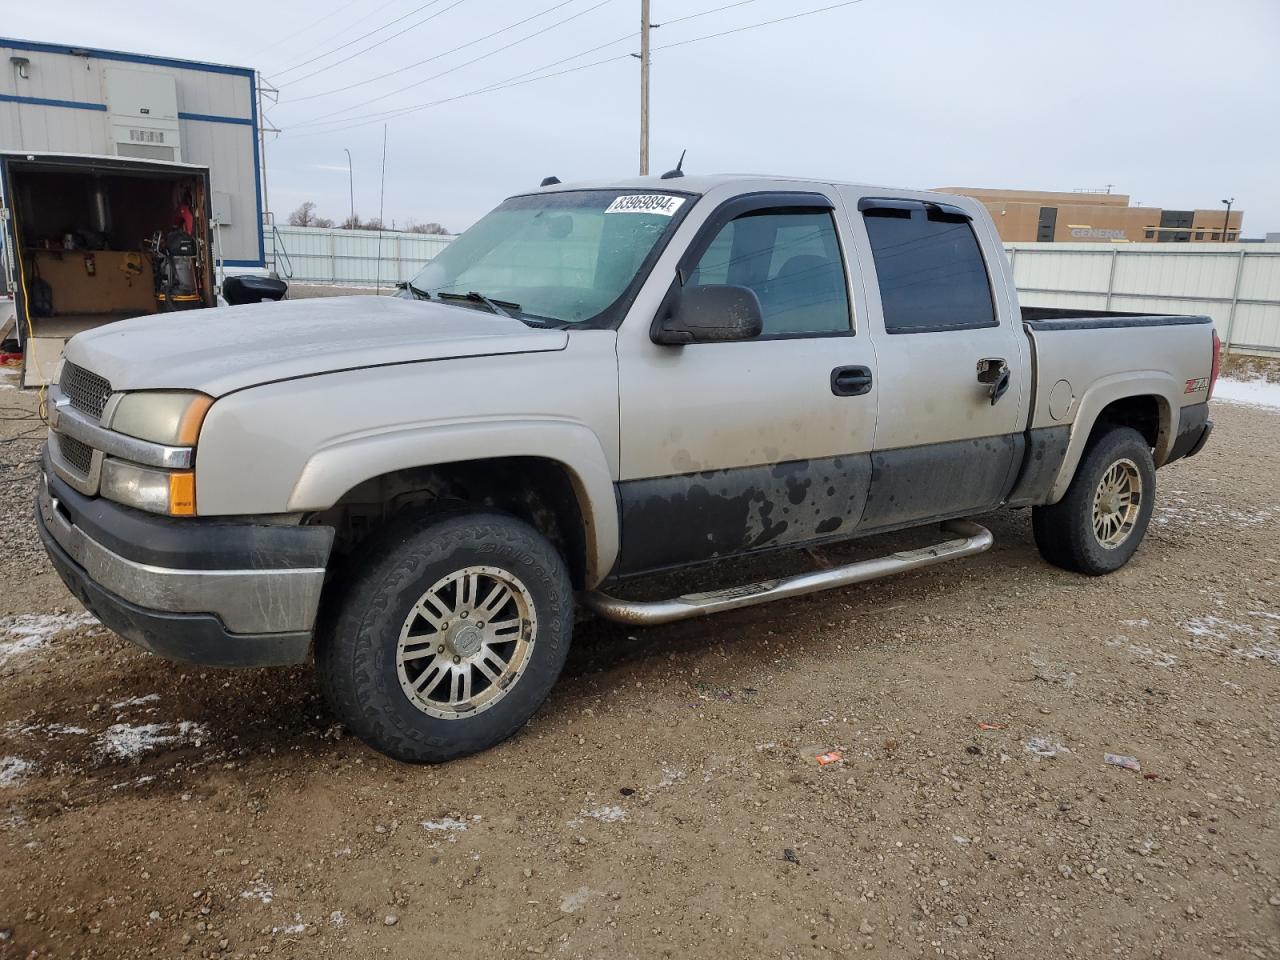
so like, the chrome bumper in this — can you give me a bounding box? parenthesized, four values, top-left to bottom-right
(38, 473, 325, 636)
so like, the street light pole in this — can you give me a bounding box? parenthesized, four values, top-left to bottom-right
(1220, 197, 1233, 243)
(344, 148, 355, 228)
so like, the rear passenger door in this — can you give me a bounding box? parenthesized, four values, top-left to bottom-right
(847, 194, 1029, 531)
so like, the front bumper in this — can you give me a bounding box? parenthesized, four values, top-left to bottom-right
(36, 462, 334, 668)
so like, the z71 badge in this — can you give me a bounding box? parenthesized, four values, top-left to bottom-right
(1184, 377, 1209, 394)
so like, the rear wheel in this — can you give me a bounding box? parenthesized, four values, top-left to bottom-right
(317, 510, 573, 762)
(1032, 426, 1156, 575)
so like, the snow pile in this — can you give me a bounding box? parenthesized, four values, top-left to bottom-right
(1213, 377, 1280, 411)
(0, 612, 99, 667)
(97, 721, 208, 760)
(0, 756, 36, 787)
(111, 694, 161, 710)
(421, 816, 469, 832)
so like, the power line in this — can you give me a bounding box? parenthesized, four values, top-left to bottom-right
(277, 0, 473, 86)
(244, 0, 401, 63)
(282, 0, 874, 137)
(655, 0, 870, 53)
(284, 0, 618, 125)
(286, 0, 581, 103)
(278, 0, 475, 87)
(284, 0, 763, 120)
(269, 0, 455, 81)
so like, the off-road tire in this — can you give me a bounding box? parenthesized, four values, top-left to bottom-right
(317, 509, 573, 762)
(1032, 426, 1156, 576)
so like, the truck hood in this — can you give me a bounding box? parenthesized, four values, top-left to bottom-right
(62, 296, 569, 396)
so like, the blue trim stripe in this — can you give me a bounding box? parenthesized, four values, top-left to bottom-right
(0, 92, 106, 112)
(223, 259, 264, 268)
(0, 37, 254, 78)
(179, 111, 253, 126)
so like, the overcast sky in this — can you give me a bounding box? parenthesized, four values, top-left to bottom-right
(8, 0, 1279, 234)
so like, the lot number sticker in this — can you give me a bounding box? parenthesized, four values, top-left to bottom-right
(605, 194, 686, 216)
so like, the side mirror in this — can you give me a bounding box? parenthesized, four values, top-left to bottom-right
(651, 283, 764, 345)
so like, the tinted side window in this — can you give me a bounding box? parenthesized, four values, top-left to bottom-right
(862, 207, 996, 333)
(689, 210, 850, 336)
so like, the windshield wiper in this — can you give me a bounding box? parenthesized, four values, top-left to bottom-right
(436, 290, 520, 319)
(396, 280, 432, 300)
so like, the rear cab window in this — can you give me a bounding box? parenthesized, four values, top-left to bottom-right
(860, 199, 996, 334)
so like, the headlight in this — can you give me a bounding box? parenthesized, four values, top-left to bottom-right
(110, 391, 213, 446)
(100, 458, 196, 516)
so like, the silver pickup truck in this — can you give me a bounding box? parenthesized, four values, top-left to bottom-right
(36, 174, 1219, 762)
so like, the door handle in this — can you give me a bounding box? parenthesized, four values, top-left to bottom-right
(977, 358, 1010, 405)
(831, 365, 873, 397)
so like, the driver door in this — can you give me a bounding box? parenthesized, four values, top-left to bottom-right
(614, 191, 878, 575)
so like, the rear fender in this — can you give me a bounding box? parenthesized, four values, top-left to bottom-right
(1048, 373, 1179, 503)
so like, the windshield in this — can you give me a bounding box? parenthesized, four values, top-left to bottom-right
(399, 189, 691, 327)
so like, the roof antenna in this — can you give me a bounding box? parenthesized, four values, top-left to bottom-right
(660, 150, 686, 180)
(540, 175, 561, 187)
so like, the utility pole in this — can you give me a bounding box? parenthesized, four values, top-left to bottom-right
(1221, 197, 1234, 243)
(639, 0, 650, 176)
(344, 148, 355, 227)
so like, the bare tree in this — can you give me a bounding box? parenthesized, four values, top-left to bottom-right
(405, 220, 450, 235)
(287, 201, 334, 228)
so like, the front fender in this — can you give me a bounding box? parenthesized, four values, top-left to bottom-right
(287, 418, 620, 587)
(1048, 372, 1179, 503)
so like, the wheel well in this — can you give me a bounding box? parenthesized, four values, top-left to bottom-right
(309, 457, 590, 589)
(1090, 395, 1164, 451)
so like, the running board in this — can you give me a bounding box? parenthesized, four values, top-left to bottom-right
(582, 520, 993, 626)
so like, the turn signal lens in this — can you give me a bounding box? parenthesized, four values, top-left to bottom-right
(110, 391, 214, 446)
(168, 472, 196, 516)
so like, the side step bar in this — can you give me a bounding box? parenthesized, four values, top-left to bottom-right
(583, 520, 993, 626)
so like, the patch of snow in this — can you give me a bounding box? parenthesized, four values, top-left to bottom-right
(328, 911, 346, 928)
(0, 756, 36, 787)
(1126, 645, 1177, 668)
(111, 694, 161, 710)
(1024, 737, 1068, 759)
(0, 612, 99, 667)
(98, 721, 208, 760)
(559, 886, 595, 913)
(1180, 612, 1278, 665)
(1119, 618, 1150, 628)
(422, 817, 469, 832)
(111, 775, 156, 790)
(657, 765, 686, 789)
(240, 879, 274, 904)
(272, 914, 306, 935)
(568, 805, 628, 827)
(1213, 376, 1280, 411)
(1153, 500, 1274, 530)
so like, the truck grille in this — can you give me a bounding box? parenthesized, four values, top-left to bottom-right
(56, 432, 94, 476)
(60, 363, 113, 421)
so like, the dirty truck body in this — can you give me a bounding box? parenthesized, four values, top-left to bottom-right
(36, 175, 1218, 761)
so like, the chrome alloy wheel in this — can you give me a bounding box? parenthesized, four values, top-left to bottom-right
(395, 565, 536, 719)
(1092, 458, 1142, 548)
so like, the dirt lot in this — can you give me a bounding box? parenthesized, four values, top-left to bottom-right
(0, 379, 1277, 960)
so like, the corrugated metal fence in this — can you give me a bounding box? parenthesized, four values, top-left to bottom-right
(273, 225, 455, 287)
(1007, 242, 1280, 356)
(274, 227, 1280, 355)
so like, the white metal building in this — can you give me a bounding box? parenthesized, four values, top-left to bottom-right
(0, 37, 264, 269)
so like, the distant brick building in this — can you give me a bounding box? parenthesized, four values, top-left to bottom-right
(936, 187, 1243, 243)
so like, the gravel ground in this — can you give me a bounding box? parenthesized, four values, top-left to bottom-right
(0, 380, 1276, 960)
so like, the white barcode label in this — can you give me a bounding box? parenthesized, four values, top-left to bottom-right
(605, 194, 685, 216)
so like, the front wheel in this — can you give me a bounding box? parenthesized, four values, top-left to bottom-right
(1032, 425, 1156, 575)
(317, 510, 574, 762)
